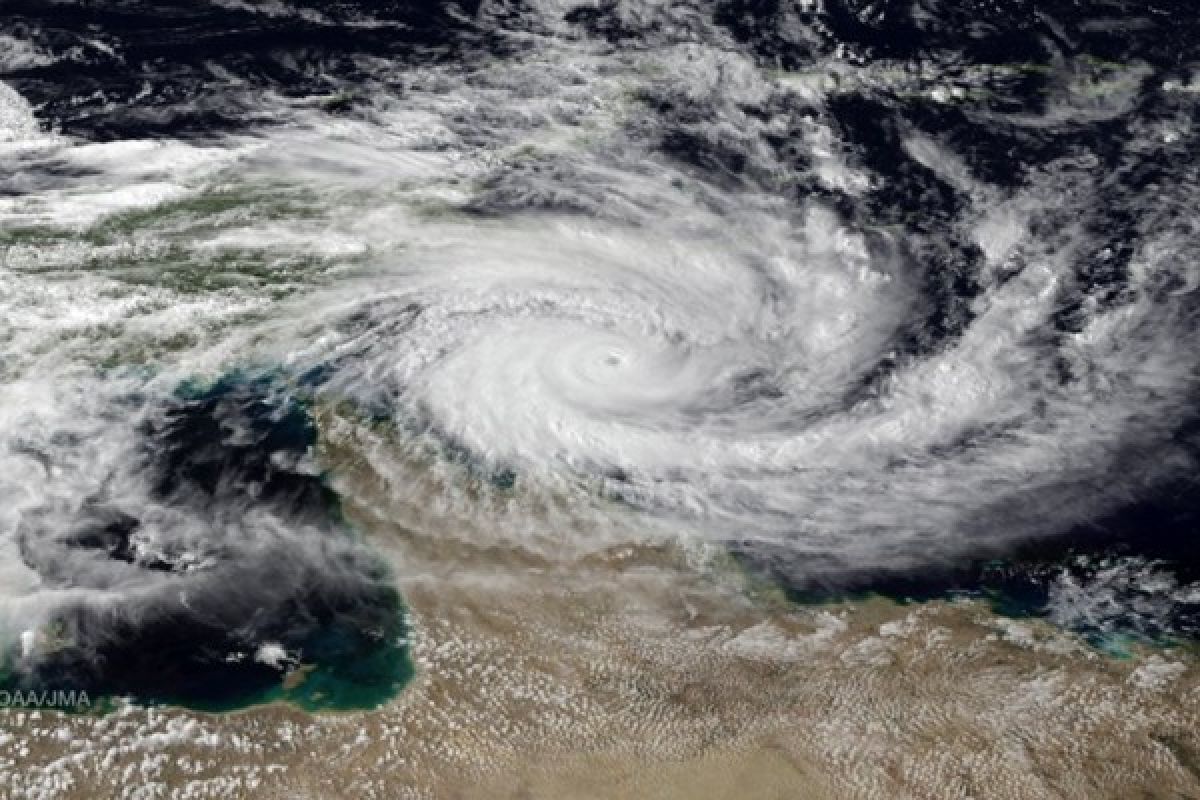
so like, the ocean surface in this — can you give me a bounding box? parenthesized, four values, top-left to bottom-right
(2, 0, 1199, 710)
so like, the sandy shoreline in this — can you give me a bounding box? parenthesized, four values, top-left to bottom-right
(5, 530, 1197, 800)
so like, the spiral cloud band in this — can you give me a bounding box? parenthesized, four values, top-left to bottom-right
(1, 0, 1198, 698)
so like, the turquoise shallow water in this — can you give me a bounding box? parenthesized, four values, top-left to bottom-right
(156, 592, 415, 715)
(766, 545, 1199, 658)
(3, 371, 414, 714)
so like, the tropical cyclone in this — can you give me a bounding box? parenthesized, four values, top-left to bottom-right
(0, 0, 1199, 795)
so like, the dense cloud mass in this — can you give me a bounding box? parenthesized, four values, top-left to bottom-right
(1, 0, 1198, 698)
